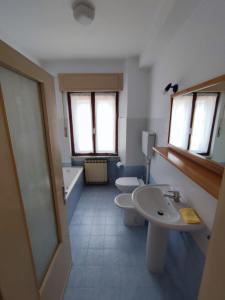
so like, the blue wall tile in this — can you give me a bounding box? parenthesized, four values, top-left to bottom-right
(118, 165, 146, 182)
(149, 175, 156, 184)
(72, 157, 146, 183)
(66, 170, 84, 224)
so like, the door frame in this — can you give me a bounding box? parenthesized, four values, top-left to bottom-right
(198, 169, 225, 300)
(0, 41, 72, 300)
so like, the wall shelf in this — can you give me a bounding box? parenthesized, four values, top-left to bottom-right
(153, 147, 223, 199)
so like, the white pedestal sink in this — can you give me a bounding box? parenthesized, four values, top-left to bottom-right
(132, 185, 204, 273)
(146, 223, 169, 273)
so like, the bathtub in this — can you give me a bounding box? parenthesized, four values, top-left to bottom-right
(62, 166, 83, 199)
(62, 167, 84, 223)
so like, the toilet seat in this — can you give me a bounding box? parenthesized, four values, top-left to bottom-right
(116, 177, 140, 187)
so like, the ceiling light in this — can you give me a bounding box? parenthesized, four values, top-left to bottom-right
(72, 1, 95, 26)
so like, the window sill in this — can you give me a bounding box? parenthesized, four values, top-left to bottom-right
(72, 155, 120, 160)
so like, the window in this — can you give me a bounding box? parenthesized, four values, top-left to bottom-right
(169, 95, 193, 149)
(169, 93, 219, 155)
(68, 92, 118, 156)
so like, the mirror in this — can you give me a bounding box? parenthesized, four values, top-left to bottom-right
(168, 75, 225, 166)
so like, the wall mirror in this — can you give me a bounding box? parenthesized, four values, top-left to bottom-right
(168, 75, 225, 168)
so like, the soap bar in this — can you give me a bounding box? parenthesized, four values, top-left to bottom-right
(179, 208, 201, 224)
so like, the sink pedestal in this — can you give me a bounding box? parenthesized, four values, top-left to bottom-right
(146, 222, 168, 273)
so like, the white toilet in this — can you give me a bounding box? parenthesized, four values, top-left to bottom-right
(115, 177, 144, 193)
(114, 193, 145, 226)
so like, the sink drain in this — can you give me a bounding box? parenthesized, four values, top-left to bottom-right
(157, 210, 164, 216)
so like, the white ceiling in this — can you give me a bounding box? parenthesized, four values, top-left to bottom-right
(0, 0, 200, 65)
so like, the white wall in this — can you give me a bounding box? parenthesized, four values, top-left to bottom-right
(118, 64, 128, 165)
(0, 34, 41, 66)
(212, 93, 225, 163)
(120, 58, 149, 166)
(212, 118, 225, 163)
(147, 0, 225, 253)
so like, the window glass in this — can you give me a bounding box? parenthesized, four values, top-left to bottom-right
(71, 93, 94, 153)
(190, 94, 217, 154)
(95, 93, 116, 153)
(69, 92, 118, 155)
(169, 95, 193, 149)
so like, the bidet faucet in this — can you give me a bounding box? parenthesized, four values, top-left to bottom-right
(164, 190, 181, 203)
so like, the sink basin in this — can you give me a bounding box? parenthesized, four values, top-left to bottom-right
(132, 185, 204, 231)
(132, 184, 204, 273)
(132, 186, 179, 226)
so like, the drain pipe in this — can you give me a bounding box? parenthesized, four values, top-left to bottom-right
(142, 131, 156, 185)
(145, 159, 151, 185)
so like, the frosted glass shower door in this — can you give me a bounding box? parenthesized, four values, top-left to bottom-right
(0, 67, 58, 285)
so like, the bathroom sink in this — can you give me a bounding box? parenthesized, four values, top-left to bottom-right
(132, 185, 204, 273)
(132, 185, 204, 231)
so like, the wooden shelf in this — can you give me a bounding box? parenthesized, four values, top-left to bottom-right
(153, 147, 222, 199)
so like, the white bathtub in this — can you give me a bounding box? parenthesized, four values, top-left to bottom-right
(62, 167, 83, 199)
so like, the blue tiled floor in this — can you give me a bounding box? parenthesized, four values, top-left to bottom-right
(64, 185, 199, 300)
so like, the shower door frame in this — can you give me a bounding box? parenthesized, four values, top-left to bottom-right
(0, 41, 72, 300)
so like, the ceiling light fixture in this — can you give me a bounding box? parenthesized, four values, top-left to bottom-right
(72, 1, 95, 26)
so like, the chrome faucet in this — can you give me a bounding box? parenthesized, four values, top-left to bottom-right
(164, 190, 181, 203)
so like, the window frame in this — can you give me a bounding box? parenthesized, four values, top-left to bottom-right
(168, 92, 220, 156)
(67, 91, 119, 156)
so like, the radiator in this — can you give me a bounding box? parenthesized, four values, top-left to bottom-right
(84, 159, 108, 184)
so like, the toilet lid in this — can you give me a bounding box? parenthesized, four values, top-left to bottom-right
(116, 177, 139, 186)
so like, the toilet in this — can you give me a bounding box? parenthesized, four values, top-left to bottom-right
(115, 177, 144, 193)
(114, 193, 145, 226)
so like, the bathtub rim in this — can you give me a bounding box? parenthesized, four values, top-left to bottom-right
(62, 166, 83, 200)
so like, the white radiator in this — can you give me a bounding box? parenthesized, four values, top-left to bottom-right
(84, 159, 108, 184)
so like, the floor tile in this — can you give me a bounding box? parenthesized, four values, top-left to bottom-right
(104, 235, 118, 248)
(91, 225, 105, 235)
(64, 185, 193, 300)
(68, 266, 102, 288)
(70, 225, 92, 236)
(70, 235, 90, 249)
(103, 249, 121, 266)
(106, 216, 122, 225)
(71, 248, 88, 265)
(98, 287, 121, 300)
(92, 216, 106, 225)
(64, 288, 99, 300)
(86, 249, 104, 266)
(120, 286, 163, 300)
(101, 265, 121, 287)
(89, 235, 104, 249)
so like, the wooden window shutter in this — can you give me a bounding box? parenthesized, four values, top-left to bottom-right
(58, 73, 123, 92)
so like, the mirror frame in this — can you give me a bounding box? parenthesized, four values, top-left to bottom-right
(168, 74, 225, 176)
